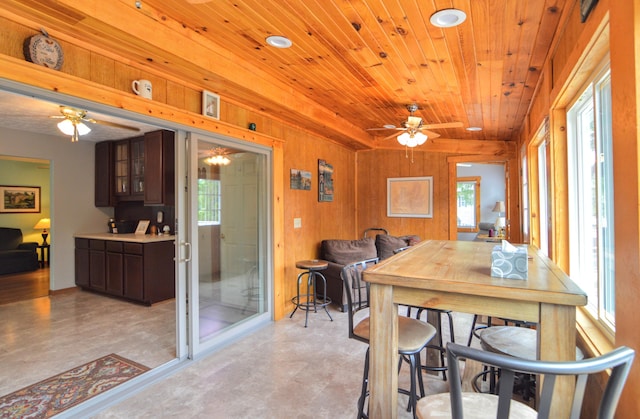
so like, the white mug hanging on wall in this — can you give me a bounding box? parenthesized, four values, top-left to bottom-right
(132, 79, 152, 99)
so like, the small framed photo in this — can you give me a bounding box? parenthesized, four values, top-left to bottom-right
(135, 220, 150, 235)
(0, 185, 41, 213)
(202, 90, 220, 120)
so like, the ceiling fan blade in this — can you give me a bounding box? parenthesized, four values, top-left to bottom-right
(422, 121, 464, 129)
(380, 131, 404, 141)
(420, 129, 441, 139)
(86, 118, 141, 132)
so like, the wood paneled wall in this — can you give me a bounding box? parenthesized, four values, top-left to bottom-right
(356, 149, 451, 240)
(518, 0, 640, 415)
(0, 13, 360, 318)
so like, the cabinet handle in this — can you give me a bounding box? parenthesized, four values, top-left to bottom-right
(181, 241, 192, 262)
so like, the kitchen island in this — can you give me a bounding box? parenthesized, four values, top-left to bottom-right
(75, 233, 176, 305)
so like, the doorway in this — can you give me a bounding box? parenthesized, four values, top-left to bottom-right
(0, 156, 50, 304)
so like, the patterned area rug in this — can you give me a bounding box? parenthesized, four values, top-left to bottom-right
(0, 354, 149, 418)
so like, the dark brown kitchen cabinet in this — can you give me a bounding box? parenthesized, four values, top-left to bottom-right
(74, 239, 90, 287)
(94, 141, 115, 207)
(94, 130, 174, 207)
(75, 238, 174, 305)
(143, 130, 175, 206)
(88, 240, 106, 291)
(106, 241, 124, 295)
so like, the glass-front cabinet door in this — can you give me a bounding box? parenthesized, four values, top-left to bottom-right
(130, 138, 145, 195)
(114, 137, 145, 196)
(115, 140, 129, 195)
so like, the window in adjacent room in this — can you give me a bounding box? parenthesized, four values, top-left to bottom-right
(198, 178, 221, 225)
(567, 60, 615, 333)
(456, 177, 480, 232)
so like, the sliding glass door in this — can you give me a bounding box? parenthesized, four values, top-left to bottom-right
(186, 133, 271, 356)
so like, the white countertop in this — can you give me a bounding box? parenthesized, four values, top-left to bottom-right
(75, 232, 176, 243)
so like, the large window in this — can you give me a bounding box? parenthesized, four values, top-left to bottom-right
(567, 61, 615, 333)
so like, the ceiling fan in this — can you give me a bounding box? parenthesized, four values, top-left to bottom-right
(51, 106, 140, 142)
(368, 103, 463, 144)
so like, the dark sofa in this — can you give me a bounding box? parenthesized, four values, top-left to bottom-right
(318, 234, 420, 311)
(0, 227, 39, 275)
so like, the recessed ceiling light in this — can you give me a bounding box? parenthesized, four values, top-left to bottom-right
(430, 9, 467, 28)
(466, 126, 483, 131)
(383, 124, 396, 129)
(266, 35, 292, 49)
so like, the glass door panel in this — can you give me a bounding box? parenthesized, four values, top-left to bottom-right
(188, 134, 271, 354)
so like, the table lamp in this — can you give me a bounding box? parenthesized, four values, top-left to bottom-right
(492, 201, 506, 237)
(33, 218, 50, 245)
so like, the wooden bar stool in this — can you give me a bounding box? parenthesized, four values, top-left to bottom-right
(289, 259, 333, 327)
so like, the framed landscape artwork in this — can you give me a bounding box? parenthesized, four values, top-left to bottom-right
(290, 169, 311, 190)
(0, 185, 41, 213)
(387, 177, 433, 218)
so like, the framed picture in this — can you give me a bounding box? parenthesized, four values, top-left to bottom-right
(0, 185, 41, 213)
(135, 220, 150, 235)
(387, 177, 433, 218)
(318, 159, 334, 202)
(202, 90, 220, 119)
(290, 169, 311, 190)
(580, 0, 598, 22)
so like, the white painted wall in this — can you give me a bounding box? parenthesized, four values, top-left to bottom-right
(0, 127, 113, 290)
(457, 163, 506, 223)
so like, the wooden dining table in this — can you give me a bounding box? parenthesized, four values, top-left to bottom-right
(363, 240, 588, 419)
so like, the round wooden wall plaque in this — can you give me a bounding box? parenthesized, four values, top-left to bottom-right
(23, 29, 64, 70)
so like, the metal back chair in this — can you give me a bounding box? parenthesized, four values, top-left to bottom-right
(416, 343, 635, 419)
(342, 257, 379, 344)
(342, 257, 437, 418)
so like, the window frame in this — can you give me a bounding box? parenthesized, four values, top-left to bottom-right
(566, 59, 615, 335)
(456, 176, 481, 232)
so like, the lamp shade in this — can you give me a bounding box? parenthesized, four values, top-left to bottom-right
(492, 201, 505, 213)
(34, 218, 50, 230)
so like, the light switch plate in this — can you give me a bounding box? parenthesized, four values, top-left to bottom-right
(293, 218, 302, 228)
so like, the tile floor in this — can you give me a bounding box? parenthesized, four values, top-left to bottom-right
(1, 289, 475, 418)
(94, 305, 474, 419)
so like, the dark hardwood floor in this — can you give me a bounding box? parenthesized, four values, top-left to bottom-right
(0, 268, 49, 305)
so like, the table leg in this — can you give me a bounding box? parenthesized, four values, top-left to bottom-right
(538, 303, 576, 418)
(368, 283, 398, 419)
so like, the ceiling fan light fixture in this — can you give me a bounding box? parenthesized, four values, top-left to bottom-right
(266, 35, 292, 49)
(56, 119, 75, 135)
(415, 131, 428, 145)
(430, 9, 466, 28)
(466, 126, 483, 131)
(76, 122, 91, 136)
(204, 147, 231, 166)
(397, 132, 410, 146)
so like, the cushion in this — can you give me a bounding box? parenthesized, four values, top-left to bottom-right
(375, 234, 422, 260)
(479, 222, 495, 232)
(320, 238, 377, 265)
(0, 227, 23, 251)
(416, 392, 537, 419)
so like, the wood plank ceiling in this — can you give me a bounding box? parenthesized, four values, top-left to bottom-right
(2, 0, 568, 149)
